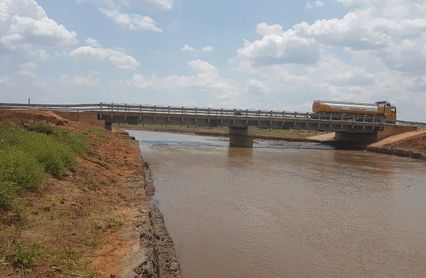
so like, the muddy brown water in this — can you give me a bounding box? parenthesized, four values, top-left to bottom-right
(129, 130, 426, 278)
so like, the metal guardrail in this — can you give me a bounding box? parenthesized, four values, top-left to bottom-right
(1, 102, 425, 128)
(397, 120, 426, 129)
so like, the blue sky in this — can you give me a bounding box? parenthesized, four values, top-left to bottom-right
(1, 0, 426, 121)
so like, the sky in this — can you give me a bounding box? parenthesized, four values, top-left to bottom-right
(0, 0, 426, 121)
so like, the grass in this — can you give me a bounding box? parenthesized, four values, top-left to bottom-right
(6, 243, 41, 269)
(0, 121, 90, 208)
(85, 218, 123, 248)
(86, 127, 109, 140)
(49, 247, 96, 278)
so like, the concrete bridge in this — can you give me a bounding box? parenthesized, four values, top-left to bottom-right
(1, 102, 424, 147)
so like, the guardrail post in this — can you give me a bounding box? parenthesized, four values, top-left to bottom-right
(221, 108, 224, 125)
(153, 105, 157, 122)
(181, 106, 184, 126)
(294, 112, 297, 127)
(110, 103, 114, 120)
(282, 111, 286, 128)
(124, 104, 127, 121)
(306, 112, 309, 128)
(167, 106, 170, 127)
(363, 115, 366, 129)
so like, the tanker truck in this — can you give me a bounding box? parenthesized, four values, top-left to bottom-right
(312, 100, 397, 122)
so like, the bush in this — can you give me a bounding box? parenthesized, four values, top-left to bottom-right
(0, 149, 44, 190)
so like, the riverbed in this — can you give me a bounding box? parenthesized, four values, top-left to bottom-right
(129, 130, 426, 278)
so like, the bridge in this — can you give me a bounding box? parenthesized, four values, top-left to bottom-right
(1, 102, 424, 147)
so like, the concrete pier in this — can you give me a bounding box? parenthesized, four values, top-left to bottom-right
(104, 121, 113, 131)
(229, 126, 256, 148)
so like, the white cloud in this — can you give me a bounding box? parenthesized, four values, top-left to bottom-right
(256, 22, 284, 36)
(77, 0, 164, 32)
(70, 39, 140, 70)
(128, 0, 173, 10)
(0, 0, 78, 59)
(60, 72, 100, 87)
(86, 37, 101, 47)
(181, 44, 196, 52)
(237, 23, 320, 66)
(201, 46, 214, 53)
(305, 1, 324, 10)
(181, 44, 214, 53)
(246, 79, 270, 93)
(17, 62, 39, 77)
(131, 60, 237, 99)
(99, 7, 162, 32)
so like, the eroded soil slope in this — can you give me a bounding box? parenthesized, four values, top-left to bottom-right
(0, 110, 148, 277)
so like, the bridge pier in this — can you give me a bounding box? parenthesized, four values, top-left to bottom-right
(104, 121, 113, 131)
(229, 126, 256, 148)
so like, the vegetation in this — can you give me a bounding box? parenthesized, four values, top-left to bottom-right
(0, 121, 89, 208)
(0, 115, 138, 277)
(6, 243, 41, 269)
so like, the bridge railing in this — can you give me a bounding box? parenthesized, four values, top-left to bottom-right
(98, 103, 315, 118)
(397, 120, 426, 129)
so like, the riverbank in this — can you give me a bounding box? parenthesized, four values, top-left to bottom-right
(117, 123, 325, 142)
(367, 129, 426, 160)
(0, 110, 180, 277)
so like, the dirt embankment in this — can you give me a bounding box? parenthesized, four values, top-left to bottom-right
(367, 129, 426, 160)
(0, 110, 180, 277)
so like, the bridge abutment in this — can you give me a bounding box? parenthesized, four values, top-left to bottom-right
(334, 132, 378, 145)
(229, 126, 256, 148)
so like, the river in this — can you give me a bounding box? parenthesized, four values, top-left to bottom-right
(129, 130, 426, 278)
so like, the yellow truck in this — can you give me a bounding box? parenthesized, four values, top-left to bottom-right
(312, 100, 397, 121)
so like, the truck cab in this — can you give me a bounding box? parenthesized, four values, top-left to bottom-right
(376, 101, 397, 121)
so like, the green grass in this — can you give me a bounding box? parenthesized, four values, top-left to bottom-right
(0, 121, 90, 209)
(86, 127, 109, 140)
(0, 181, 19, 209)
(6, 243, 41, 268)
